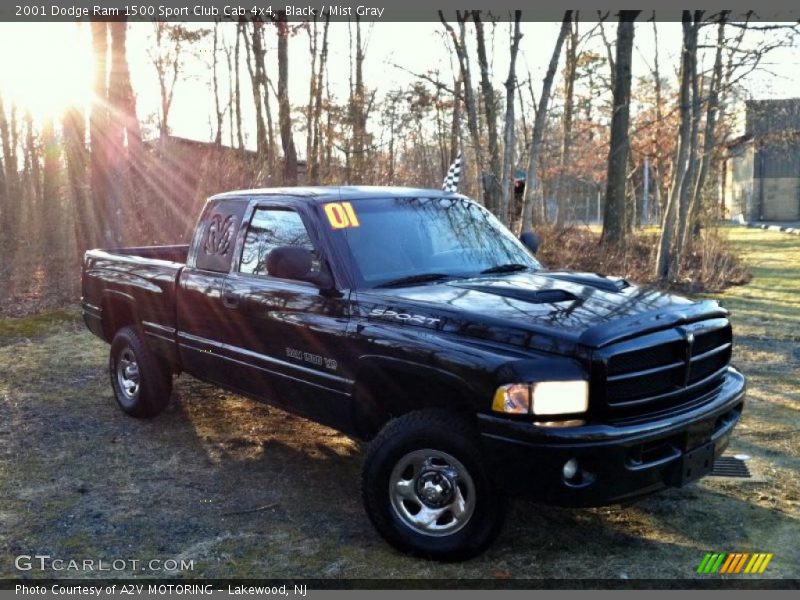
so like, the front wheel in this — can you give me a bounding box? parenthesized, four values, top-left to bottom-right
(109, 326, 172, 418)
(361, 410, 507, 561)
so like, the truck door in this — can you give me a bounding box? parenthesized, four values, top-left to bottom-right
(176, 198, 248, 388)
(219, 203, 355, 432)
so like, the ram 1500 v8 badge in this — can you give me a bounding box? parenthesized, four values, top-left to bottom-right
(82, 186, 746, 560)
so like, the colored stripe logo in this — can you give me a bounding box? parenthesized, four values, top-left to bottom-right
(697, 552, 773, 574)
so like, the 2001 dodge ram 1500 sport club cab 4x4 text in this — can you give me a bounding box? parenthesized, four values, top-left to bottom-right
(82, 186, 746, 560)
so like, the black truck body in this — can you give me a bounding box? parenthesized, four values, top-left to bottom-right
(82, 187, 745, 559)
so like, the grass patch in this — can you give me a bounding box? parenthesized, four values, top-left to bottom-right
(716, 227, 800, 327)
(0, 307, 80, 344)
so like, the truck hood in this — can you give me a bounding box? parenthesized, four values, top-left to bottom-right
(359, 270, 727, 355)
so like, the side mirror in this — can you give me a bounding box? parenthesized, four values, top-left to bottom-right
(267, 246, 334, 289)
(520, 231, 540, 255)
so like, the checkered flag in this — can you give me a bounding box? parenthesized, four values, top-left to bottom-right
(442, 152, 462, 193)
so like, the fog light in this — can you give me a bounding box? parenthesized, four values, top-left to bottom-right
(563, 458, 579, 480)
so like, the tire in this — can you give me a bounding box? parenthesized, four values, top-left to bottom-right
(361, 409, 507, 561)
(109, 326, 172, 418)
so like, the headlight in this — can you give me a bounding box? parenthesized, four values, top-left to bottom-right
(492, 383, 531, 414)
(492, 381, 588, 415)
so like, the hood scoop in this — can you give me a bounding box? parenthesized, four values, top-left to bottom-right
(544, 271, 630, 293)
(452, 283, 579, 305)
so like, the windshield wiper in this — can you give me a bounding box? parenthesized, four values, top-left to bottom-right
(480, 263, 530, 275)
(375, 273, 453, 288)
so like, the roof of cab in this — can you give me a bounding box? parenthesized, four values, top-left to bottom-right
(209, 185, 466, 203)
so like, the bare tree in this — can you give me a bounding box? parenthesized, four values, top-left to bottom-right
(309, 14, 330, 183)
(63, 107, 91, 259)
(555, 13, 579, 227)
(40, 117, 63, 287)
(0, 95, 19, 213)
(672, 11, 704, 272)
(212, 22, 227, 146)
(686, 12, 728, 239)
(655, 11, 698, 280)
(89, 21, 110, 247)
(601, 11, 640, 246)
(233, 21, 244, 150)
(0, 98, 6, 250)
(275, 11, 298, 184)
(150, 24, 207, 139)
(521, 12, 572, 231)
(439, 10, 484, 202)
(305, 17, 319, 170)
(242, 20, 270, 181)
(107, 21, 144, 245)
(473, 11, 502, 214)
(349, 16, 371, 183)
(499, 11, 522, 225)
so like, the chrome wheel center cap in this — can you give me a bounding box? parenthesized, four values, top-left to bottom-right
(416, 471, 454, 507)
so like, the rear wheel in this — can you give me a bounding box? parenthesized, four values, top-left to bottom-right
(109, 326, 172, 418)
(362, 410, 506, 561)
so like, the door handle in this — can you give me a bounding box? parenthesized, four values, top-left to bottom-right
(222, 290, 240, 309)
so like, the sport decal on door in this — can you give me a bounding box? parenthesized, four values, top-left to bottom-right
(324, 202, 360, 229)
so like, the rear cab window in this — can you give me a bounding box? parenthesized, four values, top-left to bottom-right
(193, 199, 248, 273)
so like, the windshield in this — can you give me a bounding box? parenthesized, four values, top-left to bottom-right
(333, 196, 541, 288)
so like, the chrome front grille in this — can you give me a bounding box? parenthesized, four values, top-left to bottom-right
(593, 318, 732, 419)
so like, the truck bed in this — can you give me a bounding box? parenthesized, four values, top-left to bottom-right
(104, 244, 190, 264)
(82, 245, 190, 359)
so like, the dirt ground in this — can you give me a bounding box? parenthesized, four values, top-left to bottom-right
(0, 226, 798, 581)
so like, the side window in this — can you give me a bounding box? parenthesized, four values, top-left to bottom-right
(239, 208, 321, 277)
(195, 199, 247, 273)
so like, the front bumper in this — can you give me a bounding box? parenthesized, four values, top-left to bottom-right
(478, 367, 746, 506)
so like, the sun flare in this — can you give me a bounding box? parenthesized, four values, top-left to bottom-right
(0, 23, 93, 121)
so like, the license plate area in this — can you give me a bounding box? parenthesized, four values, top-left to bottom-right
(679, 441, 715, 485)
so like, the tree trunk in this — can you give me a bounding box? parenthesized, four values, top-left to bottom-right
(439, 11, 484, 203)
(655, 11, 695, 281)
(687, 13, 728, 239)
(450, 75, 463, 164)
(152, 23, 180, 140)
(521, 12, 572, 231)
(64, 107, 92, 260)
(276, 11, 298, 185)
(40, 117, 62, 287)
(24, 112, 42, 208)
(0, 95, 19, 282)
(350, 16, 367, 182)
(90, 21, 111, 248)
(672, 11, 703, 273)
(473, 11, 502, 213)
(107, 20, 141, 245)
(0, 121, 5, 248)
(306, 17, 318, 168)
(555, 14, 578, 228)
(0, 94, 18, 221)
(243, 21, 268, 180)
(499, 11, 522, 225)
(601, 11, 639, 246)
(234, 23, 244, 150)
(309, 14, 329, 184)
(212, 23, 224, 145)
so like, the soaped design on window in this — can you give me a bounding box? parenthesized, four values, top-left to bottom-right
(204, 213, 236, 256)
(195, 199, 247, 273)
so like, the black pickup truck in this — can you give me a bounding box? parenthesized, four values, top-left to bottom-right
(82, 186, 745, 560)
